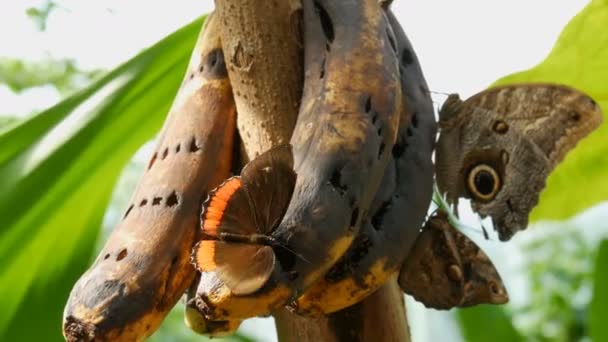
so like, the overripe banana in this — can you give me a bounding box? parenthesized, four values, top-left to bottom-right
(290, 8, 437, 316)
(63, 14, 237, 341)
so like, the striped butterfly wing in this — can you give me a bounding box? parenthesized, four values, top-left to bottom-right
(201, 177, 258, 238)
(194, 145, 295, 294)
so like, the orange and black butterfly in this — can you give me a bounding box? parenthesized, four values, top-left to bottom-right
(191, 145, 297, 295)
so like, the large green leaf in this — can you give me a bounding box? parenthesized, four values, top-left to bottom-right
(0, 16, 205, 341)
(493, 0, 608, 221)
(590, 239, 608, 342)
(457, 305, 523, 342)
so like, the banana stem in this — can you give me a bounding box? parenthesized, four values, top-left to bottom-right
(214, 0, 302, 160)
(275, 279, 411, 342)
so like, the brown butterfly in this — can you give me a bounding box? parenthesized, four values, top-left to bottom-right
(191, 145, 297, 295)
(435, 84, 603, 241)
(399, 210, 508, 310)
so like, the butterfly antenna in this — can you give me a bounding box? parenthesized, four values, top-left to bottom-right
(476, 216, 497, 241)
(481, 224, 490, 240)
(272, 240, 312, 265)
(284, 244, 312, 265)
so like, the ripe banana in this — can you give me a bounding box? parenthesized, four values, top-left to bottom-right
(63, 14, 237, 341)
(192, 0, 402, 320)
(290, 8, 437, 316)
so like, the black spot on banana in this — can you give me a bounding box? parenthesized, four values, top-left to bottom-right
(193, 0, 402, 320)
(290, 9, 437, 316)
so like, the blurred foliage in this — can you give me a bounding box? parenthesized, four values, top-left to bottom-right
(516, 230, 595, 342)
(1, 0, 102, 106)
(590, 239, 608, 341)
(494, 0, 608, 222)
(0, 15, 204, 341)
(458, 226, 604, 342)
(458, 305, 523, 342)
(0, 57, 104, 95)
(0, 117, 20, 131)
(26, 0, 58, 31)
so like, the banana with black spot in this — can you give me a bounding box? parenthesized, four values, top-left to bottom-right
(290, 9, 437, 316)
(63, 14, 238, 341)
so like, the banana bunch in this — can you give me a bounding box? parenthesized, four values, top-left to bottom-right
(63, 14, 239, 341)
(64, 0, 508, 340)
(189, 0, 403, 321)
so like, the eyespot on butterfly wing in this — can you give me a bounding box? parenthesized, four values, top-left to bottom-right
(435, 83, 603, 241)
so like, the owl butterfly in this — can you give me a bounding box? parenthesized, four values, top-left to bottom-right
(192, 145, 297, 295)
(436, 84, 603, 241)
(399, 210, 508, 310)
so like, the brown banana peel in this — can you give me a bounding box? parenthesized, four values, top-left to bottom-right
(276, 0, 402, 299)
(290, 9, 437, 316)
(63, 14, 237, 341)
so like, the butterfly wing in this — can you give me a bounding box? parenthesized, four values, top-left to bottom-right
(193, 240, 275, 295)
(196, 146, 294, 294)
(400, 211, 508, 309)
(450, 225, 509, 306)
(436, 84, 603, 241)
(240, 145, 297, 234)
(201, 177, 258, 238)
(399, 212, 465, 310)
(461, 84, 602, 167)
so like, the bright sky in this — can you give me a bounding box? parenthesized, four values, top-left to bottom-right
(0, 1, 593, 341)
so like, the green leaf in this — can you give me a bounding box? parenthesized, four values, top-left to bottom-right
(0, 57, 103, 94)
(0, 16, 205, 341)
(590, 239, 608, 342)
(493, 0, 608, 222)
(457, 305, 523, 342)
